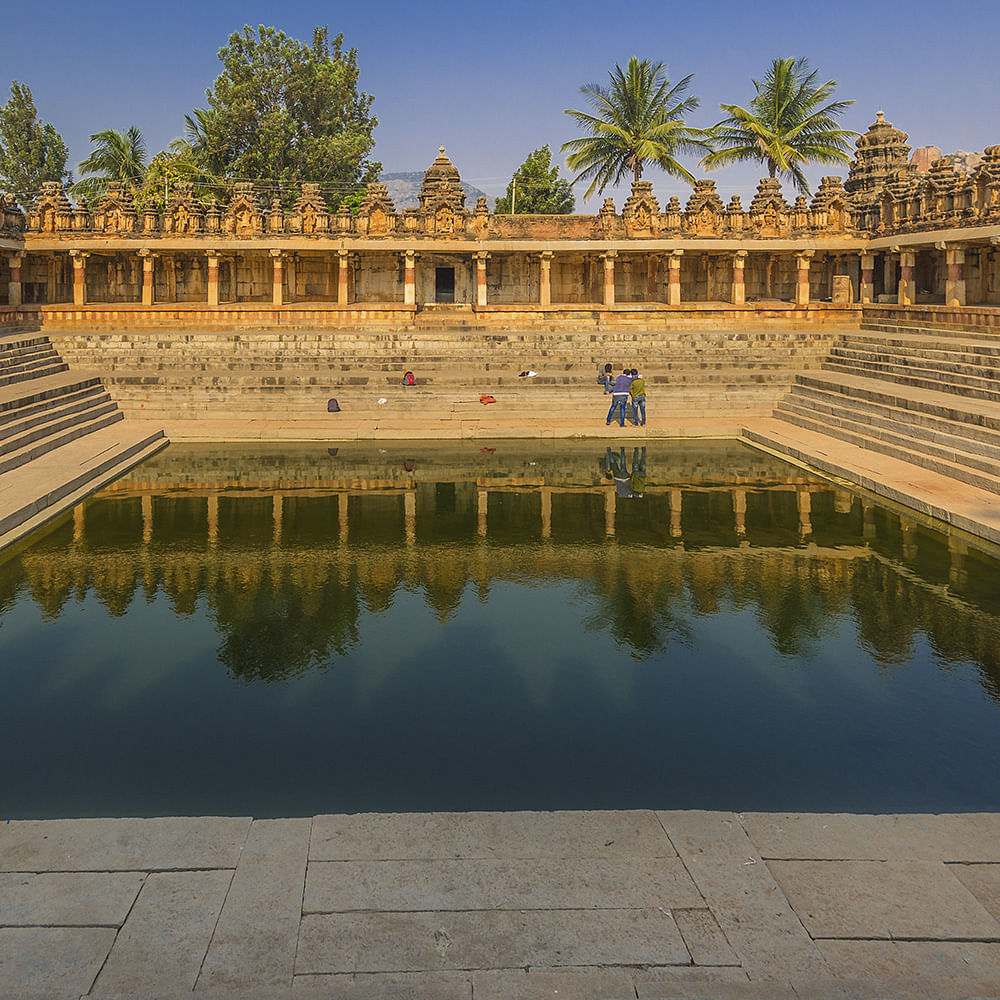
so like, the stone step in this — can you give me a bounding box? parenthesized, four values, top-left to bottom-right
(776, 396, 1000, 478)
(788, 382, 1000, 451)
(830, 344, 1000, 381)
(0, 341, 56, 369)
(845, 330, 1000, 359)
(0, 383, 112, 438)
(822, 358, 1000, 404)
(0, 397, 120, 459)
(0, 407, 125, 476)
(771, 407, 1000, 495)
(795, 371, 1000, 431)
(0, 355, 67, 387)
(0, 372, 105, 417)
(860, 320, 1000, 341)
(0, 425, 168, 546)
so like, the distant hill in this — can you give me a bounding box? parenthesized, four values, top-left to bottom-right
(380, 171, 494, 211)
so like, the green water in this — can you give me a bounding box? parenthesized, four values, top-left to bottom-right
(2, 440, 999, 818)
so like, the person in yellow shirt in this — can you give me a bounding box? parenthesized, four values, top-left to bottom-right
(628, 368, 645, 427)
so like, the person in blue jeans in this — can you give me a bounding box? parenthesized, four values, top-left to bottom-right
(606, 369, 633, 426)
(628, 368, 646, 426)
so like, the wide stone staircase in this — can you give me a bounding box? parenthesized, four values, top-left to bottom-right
(0, 334, 167, 546)
(744, 317, 1000, 502)
(48, 327, 843, 438)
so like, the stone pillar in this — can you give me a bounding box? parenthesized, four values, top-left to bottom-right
(667, 250, 683, 306)
(539, 251, 552, 306)
(69, 250, 88, 306)
(46, 256, 58, 304)
(860, 251, 875, 304)
(474, 251, 489, 307)
(402, 250, 416, 306)
(731, 251, 747, 305)
(945, 246, 966, 307)
(7, 253, 23, 307)
(206, 251, 220, 306)
(601, 251, 616, 306)
(898, 248, 916, 305)
(733, 488, 747, 537)
(138, 249, 155, 306)
(795, 251, 814, 306)
(338, 249, 350, 306)
(647, 254, 658, 300)
(270, 250, 284, 307)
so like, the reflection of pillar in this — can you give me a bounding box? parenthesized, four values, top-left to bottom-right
(270, 250, 284, 306)
(70, 250, 88, 306)
(539, 251, 552, 306)
(206, 251, 219, 306)
(141, 494, 153, 546)
(207, 493, 219, 547)
(795, 251, 814, 306)
(339, 492, 349, 543)
(860, 251, 875, 304)
(73, 503, 85, 545)
(338, 249, 350, 305)
(604, 486, 616, 536)
(602, 251, 616, 306)
(477, 489, 488, 537)
(834, 490, 853, 514)
(863, 502, 876, 541)
(474, 251, 489, 307)
(948, 535, 968, 589)
(733, 488, 746, 537)
(404, 490, 416, 545)
(540, 487, 552, 539)
(901, 517, 917, 561)
(797, 488, 812, 537)
(272, 493, 283, 546)
(403, 250, 416, 306)
(667, 250, 683, 306)
(139, 249, 155, 306)
(7, 252, 23, 307)
(669, 488, 682, 539)
(731, 251, 747, 305)
(943, 245, 966, 307)
(898, 248, 916, 305)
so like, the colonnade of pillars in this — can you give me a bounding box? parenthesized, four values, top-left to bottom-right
(7, 241, 993, 308)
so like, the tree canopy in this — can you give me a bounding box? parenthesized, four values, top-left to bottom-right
(189, 24, 380, 194)
(72, 126, 147, 203)
(0, 81, 70, 207)
(495, 145, 575, 214)
(562, 58, 706, 199)
(700, 57, 856, 194)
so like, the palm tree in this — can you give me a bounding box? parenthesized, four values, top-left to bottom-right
(72, 126, 147, 202)
(700, 58, 857, 194)
(562, 57, 706, 200)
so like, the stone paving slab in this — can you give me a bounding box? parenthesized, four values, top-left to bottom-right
(0, 926, 115, 997)
(310, 809, 673, 860)
(92, 869, 233, 994)
(658, 811, 830, 982)
(768, 860, 1000, 940)
(742, 812, 1000, 862)
(0, 872, 144, 926)
(471, 967, 644, 1000)
(304, 857, 703, 912)
(0, 817, 250, 872)
(672, 907, 739, 967)
(198, 818, 311, 990)
(950, 863, 1000, 922)
(292, 971, 473, 998)
(297, 908, 690, 974)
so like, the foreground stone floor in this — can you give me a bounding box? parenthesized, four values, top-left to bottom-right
(2, 811, 1000, 999)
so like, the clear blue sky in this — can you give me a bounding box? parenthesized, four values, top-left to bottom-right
(5, 0, 999, 205)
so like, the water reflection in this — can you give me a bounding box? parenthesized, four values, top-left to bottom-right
(3, 440, 1000, 816)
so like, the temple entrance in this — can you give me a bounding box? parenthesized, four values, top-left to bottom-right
(435, 267, 455, 303)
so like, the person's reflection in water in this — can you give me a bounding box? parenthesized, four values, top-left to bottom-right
(602, 446, 645, 499)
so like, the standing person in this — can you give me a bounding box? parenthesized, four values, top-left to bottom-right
(597, 363, 614, 393)
(628, 368, 646, 426)
(606, 368, 633, 427)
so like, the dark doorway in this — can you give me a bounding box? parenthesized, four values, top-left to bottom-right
(435, 267, 455, 303)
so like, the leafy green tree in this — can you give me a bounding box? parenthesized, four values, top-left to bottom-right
(495, 145, 575, 214)
(0, 81, 70, 207)
(700, 57, 856, 194)
(191, 24, 380, 189)
(72, 127, 147, 203)
(562, 57, 705, 199)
